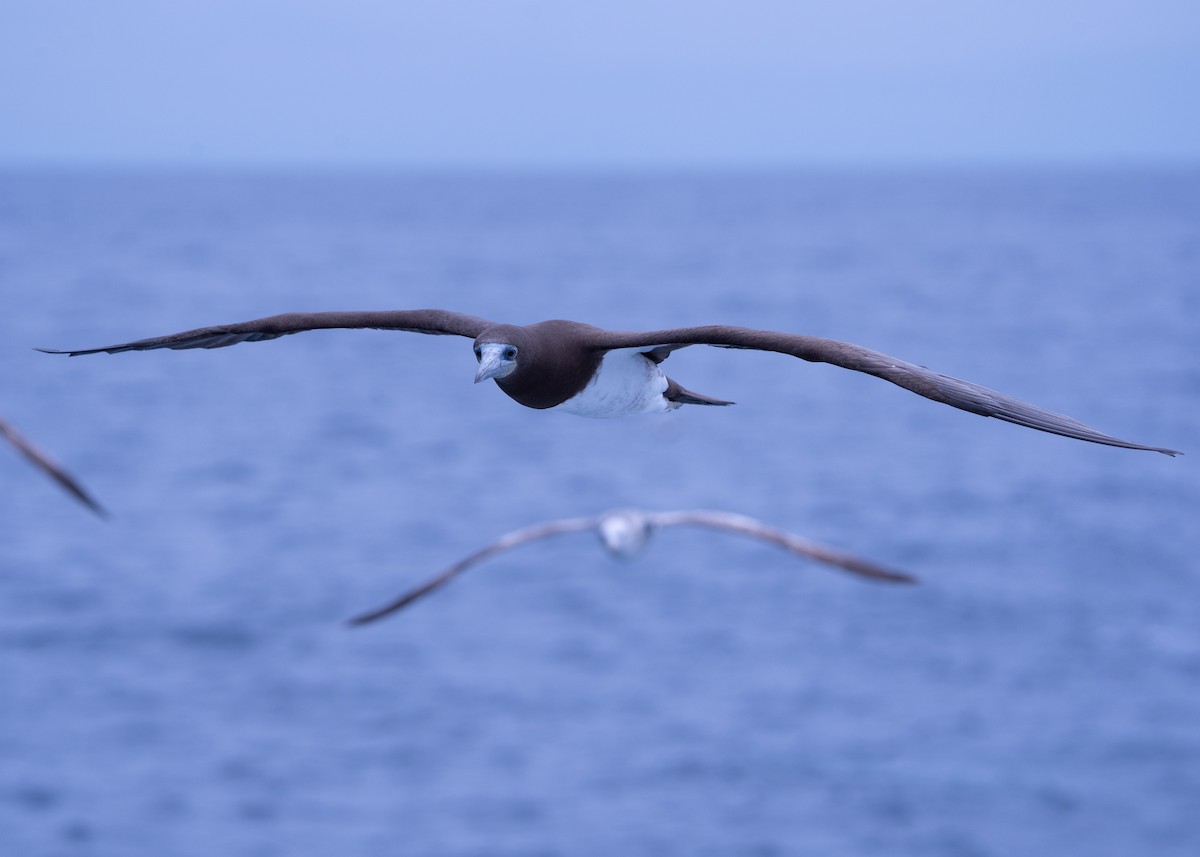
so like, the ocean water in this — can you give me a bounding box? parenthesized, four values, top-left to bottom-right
(0, 168, 1197, 856)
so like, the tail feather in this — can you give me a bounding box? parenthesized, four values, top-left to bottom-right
(665, 378, 734, 407)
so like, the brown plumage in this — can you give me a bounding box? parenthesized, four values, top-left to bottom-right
(39, 308, 1180, 455)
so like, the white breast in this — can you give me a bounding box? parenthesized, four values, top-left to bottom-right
(552, 347, 675, 418)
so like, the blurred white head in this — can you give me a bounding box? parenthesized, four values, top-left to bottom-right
(597, 509, 653, 559)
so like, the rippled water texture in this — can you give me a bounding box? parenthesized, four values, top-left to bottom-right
(1, 170, 1197, 856)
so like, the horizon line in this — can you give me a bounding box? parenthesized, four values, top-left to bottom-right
(2, 155, 1198, 177)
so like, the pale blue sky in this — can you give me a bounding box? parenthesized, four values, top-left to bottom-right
(2, 0, 1198, 168)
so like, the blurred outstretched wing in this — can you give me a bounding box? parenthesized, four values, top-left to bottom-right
(648, 510, 915, 583)
(347, 517, 599, 625)
(0, 416, 106, 516)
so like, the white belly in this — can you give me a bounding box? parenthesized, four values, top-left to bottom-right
(552, 348, 674, 418)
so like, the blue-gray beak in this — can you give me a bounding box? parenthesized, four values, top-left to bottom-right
(474, 344, 514, 383)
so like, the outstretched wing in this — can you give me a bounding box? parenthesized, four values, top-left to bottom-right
(589, 325, 1180, 456)
(347, 517, 599, 625)
(38, 309, 494, 355)
(648, 510, 914, 583)
(0, 417, 106, 516)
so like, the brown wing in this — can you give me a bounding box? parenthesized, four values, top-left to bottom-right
(588, 325, 1179, 456)
(0, 417, 106, 516)
(38, 309, 494, 355)
(347, 516, 599, 625)
(647, 510, 914, 583)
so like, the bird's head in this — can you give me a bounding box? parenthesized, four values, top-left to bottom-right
(472, 326, 524, 383)
(597, 510, 653, 559)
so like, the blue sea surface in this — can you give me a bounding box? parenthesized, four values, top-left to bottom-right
(1, 169, 1197, 856)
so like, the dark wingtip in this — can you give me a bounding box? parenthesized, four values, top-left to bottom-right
(84, 499, 111, 520)
(59, 480, 109, 518)
(1137, 443, 1182, 457)
(344, 601, 403, 627)
(345, 608, 392, 627)
(861, 565, 919, 585)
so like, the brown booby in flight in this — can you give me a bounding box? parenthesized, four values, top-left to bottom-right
(348, 508, 915, 625)
(1, 416, 106, 516)
(40, 309, 1179, 455)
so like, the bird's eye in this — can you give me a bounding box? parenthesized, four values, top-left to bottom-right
(473, 346, 482, 361)
(504, 347, 517, 360)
